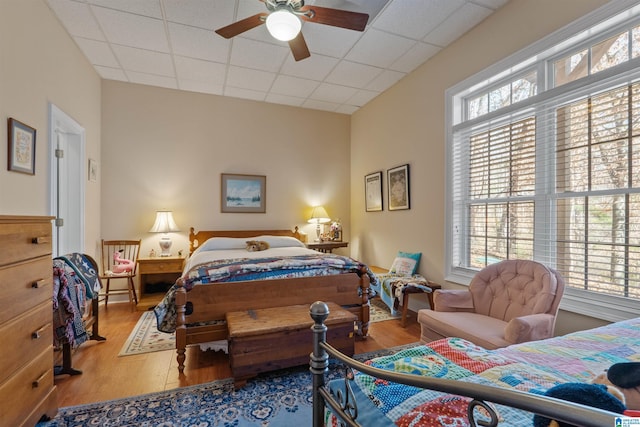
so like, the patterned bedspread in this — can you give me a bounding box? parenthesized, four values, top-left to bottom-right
(326, 317, 640, 426)
(154, 253, 375, 333)
(373, 272, 432, 315)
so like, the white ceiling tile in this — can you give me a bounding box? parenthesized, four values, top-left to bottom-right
(302, 99, 341, 112)
(174, 56, 226, 85)
(112, 45, 174, 76)
(373, 0, 465, 40)
(301, 23, 363, 58)
(345, 29, 414, 68)
(271, 75, 320, 98)
(163, 0, 235, 30)
(325, 61, 382, 89)
(472, 0, 509, 10)
(311, 83, 358, 104)
(224, 86, 267, 102)
(229, 38, 289, 73)
(226, 66, 276, 92)
(88, 0, 162, 18)
(336, 104, 359, 115)
(179, 79, 224, 95)
(366, 69, 405, 92)
(169, 23, 230, 63)
(47, 0, 105, 40)
(424, 3, 493, 47)
(94, 65, 128, 81)
(312, 0, 390, 22)
(92, 6, 170, 52)
(347, 89, 381, 107)
(265, 93, 306, 107)
(390, 41, 440, 73)
(127, 71, 178, 90)
(280, 54, 340, 81)
(74, 37, 119, 68)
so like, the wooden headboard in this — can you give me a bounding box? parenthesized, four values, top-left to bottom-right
(189, 226, 304, 255)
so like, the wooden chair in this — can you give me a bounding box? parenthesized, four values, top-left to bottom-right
(99, 239, 141, 309)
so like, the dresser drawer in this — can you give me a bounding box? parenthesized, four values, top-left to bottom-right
(0, 221, 52, 267)
(0, 256, 52, 325)
(0, 301, 53, 384)
(0, 347, 55, 427)
(139, 258, 184, 274)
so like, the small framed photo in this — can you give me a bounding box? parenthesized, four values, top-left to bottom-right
(365, 171, 383, 212)
(387, 164, 410, 211)
(88, 159, 98, 182)
(221, 173, 266, 213)
(7, 118, 36, 175)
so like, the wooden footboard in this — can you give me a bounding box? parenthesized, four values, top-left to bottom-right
(309, 301, 620, 427)
(174, 270, 371, 373)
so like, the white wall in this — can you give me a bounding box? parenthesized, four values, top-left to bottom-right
(0, 0, 102, 257)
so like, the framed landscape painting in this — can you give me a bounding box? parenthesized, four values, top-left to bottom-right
(365, 171, 383, 212)
(387, 164, 410, 211)
(221, 173, 266, 213)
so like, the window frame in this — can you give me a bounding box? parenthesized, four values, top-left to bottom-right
(445, 0, 640, 322)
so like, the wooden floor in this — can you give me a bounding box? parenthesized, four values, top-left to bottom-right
(53, 302, 423, 408)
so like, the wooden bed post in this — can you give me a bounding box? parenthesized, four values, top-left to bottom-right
(310, 301, 329, 427)
(360, 266, 371, 337)
(175, 278, 187, 373)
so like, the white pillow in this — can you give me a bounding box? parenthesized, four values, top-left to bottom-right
(194, 237, 247, 253)
(254, 235, 306, 248)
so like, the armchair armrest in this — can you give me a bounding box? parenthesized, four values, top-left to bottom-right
(433, 289, 474, 312)
(504, 313, 555, 344)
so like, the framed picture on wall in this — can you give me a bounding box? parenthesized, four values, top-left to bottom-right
(7, 118, 36, 175)
(387, 164, 410, 211)
(365, 171, 383, 212)
(221, 173, 266, 213)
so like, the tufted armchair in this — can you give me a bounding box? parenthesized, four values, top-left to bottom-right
(417, 260, 565, 349)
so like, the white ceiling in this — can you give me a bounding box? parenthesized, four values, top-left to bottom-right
(46, 0, 508, 114)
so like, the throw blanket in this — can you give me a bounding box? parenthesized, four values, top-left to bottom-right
(155, 254, 376, 333)
(52, 254, 101, 349)
(327, 317, 640, 426)
(373, 273, 432, 315)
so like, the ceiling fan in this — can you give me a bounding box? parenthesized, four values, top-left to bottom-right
(215, 0, 369, 61)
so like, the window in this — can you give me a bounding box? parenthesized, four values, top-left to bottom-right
(447, 2, 640, 321)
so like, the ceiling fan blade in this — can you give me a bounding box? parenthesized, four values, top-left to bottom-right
(289, 32, 310, 62)
(299, 6, 369, 32)
(215, 13, 267, 39)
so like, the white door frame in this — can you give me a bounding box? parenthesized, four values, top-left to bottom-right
(49, 103, 86, 257)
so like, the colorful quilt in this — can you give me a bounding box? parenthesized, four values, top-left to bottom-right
(154, 253, 376, 333)
(326, 317, 640, 426)
(372, 272, 432, 315)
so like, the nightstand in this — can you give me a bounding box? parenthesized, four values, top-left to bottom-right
(307, 241, 349, 253)
(137, 256, 184, 310)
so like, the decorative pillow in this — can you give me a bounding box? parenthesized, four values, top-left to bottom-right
(389, 251, 421, 276)
(194, 237, 247, 253)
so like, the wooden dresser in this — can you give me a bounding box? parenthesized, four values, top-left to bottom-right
(0, 215, 58, 426)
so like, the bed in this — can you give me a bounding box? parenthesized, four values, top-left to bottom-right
(154, 228, 374, 373)
(309, 301, 640, 427)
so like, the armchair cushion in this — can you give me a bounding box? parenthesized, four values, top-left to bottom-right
(433, 289, 475, 312)
(504, 313, 556, 344)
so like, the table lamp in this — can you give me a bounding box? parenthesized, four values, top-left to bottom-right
(308, 206, 330, 242)
(149, 210, 180, 256)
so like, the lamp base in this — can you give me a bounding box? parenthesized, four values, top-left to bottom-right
(158, 237, 172, 257)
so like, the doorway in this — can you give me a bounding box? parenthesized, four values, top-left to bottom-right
(49, 104, 85, 257)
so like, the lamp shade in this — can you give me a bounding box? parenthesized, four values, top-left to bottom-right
(308, 206, 331, 224)
(149, 210, 180, 233)
(266, 9, 301, 41)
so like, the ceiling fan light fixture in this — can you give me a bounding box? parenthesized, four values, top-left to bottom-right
(266, 9, 301, 41)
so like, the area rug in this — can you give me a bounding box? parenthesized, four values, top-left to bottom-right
(40, 344, 419, 427)
(120, 301, 400, 356)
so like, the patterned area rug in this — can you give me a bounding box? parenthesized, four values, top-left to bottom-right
(39, 344, 419, 427)
(120, 300, 399, 356)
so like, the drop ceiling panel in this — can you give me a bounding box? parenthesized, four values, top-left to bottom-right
(46, 0, 508, 114)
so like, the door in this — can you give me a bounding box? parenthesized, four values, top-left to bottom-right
(49, 104, 85, 257)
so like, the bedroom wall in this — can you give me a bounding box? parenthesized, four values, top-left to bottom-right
(349, 0, 611, 334)
(101, 80, 351, 257)
(0, 0, 102, 256)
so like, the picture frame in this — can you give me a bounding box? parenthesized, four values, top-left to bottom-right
(387, 164, 410, 211)
(88, 158, 98, 182)
(364, 171, 383, 212)
(221, 173, 266, 213)
(7, 118, 36, 175)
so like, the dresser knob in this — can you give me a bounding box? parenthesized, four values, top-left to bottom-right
(32, 371, 47, 388)
(31, 279, 46, 288)
(32, 325, 47, 339)
(31, 236, 51, 244)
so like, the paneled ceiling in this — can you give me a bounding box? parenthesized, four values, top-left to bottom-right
(46, 0, 508, 114)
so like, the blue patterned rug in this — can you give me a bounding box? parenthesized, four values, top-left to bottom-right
(39, 344, 418, 427)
